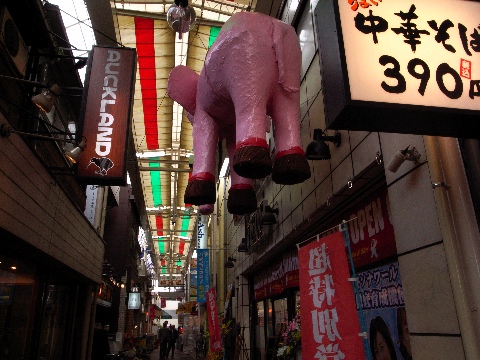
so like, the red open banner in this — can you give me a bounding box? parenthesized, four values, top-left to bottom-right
(298, 231, 365, 359)
(206, 287, 222, 352)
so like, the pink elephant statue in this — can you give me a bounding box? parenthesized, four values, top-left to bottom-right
(167, 12, 311, 215)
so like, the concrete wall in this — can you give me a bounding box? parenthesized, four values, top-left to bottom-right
(0, 114, 104, 283)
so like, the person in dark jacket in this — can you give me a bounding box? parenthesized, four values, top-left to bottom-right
(158, 321, 169, 360)
(166, 325, 179, 358)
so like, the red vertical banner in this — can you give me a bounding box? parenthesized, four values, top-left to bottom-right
(298, 232, 365, 359)
(161, 297, 166, 308)
(149, 304, 155, 320)
(206, 287, 222, 352)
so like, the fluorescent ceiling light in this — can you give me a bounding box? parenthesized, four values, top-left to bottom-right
(219, 158, 229, 178)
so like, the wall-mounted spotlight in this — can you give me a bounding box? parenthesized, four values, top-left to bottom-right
(386, 146, 421, 173)
(31, 84, 62, 113)
(261, 205, 279, 225)
(0, 74, 83, 114)
(225, 256, 236, 268)
(305, 129, 341, 160)
(1, 124, 87, 164)
(237, 238, 248, 253)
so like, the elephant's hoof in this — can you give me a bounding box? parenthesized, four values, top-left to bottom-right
(233, 146, 272, 179)
(199, 204, 214, 215)
(272, 153, 311, 185)
(184, 179, 216, 205)
(227, 187, 257, 215)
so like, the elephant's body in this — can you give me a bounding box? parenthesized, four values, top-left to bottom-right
(167, 12, 311, 215)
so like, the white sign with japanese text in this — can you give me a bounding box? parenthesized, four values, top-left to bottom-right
(339, 0, 479, 110)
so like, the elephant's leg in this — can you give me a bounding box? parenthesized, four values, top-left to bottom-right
(184, 109, 218, 205)
(270, 87, 311, 185)
(230, 82, 273, 180)
(225, 130, 257, 215)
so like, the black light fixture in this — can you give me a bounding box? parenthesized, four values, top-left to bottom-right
(237, 238, 248, 253)
(1, 124, 87, 164)
(225, 256, 236, 268)
(305, 129, 341, 160)
(261, 205, 279, 225)
(167, 0, 197, 39)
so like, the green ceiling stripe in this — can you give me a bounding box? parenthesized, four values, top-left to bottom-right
(180, 216, 190, 237)
(149, 161, 162, 207)
(208, 27, 221, 48)
(157, 241, 165, 254)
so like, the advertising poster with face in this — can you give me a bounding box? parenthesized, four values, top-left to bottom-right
(357, 262, 412, 360)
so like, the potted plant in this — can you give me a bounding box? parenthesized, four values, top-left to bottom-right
(277, 314, 301, 359)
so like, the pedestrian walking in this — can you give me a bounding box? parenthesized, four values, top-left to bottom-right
(167, 324, 179, 358)
(165, 324, 174, 358)
(158, 321, 169, 360)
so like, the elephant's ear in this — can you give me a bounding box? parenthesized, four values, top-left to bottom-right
(272, 22, 301, 93)
(167, 65, 199, 117)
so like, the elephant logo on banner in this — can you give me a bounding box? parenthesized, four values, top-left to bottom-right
(86, 157, 115, 176)
(167, 12, 311, 215)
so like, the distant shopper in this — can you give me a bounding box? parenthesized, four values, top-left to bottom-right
(159, 321, 169, 360)
(167, 324, 179, 358)
(165, 324, 174, 358)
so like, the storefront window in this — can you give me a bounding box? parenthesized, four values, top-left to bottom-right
(273, 298, 288, 335)
(255, 301, 265, 359)
(267, 300, 273, 338)
(295, 291, 301, 316)
(37, 283, 72, 359)
(0, 254, 37, 359)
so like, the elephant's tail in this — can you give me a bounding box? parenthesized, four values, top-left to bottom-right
(167, 65, 199, 122)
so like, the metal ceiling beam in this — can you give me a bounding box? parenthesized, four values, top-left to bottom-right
(115, 8, 227, 27)
(138, 167, 191, 172)
(153, 239, 192, 243)
(138, 159, 190, 164)
(151, 229, 194, 232)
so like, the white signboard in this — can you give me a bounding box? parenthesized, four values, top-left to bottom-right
(339, 0, 479, 110)
(315, 0, 480, 137)
(128, 292, 141, 310)
(84, 185, 98, 225)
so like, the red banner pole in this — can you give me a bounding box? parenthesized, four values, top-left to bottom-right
(341, 221, 373, 360)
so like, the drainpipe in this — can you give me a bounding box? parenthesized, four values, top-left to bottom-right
(424, 135, 480, 360)
(223, 176, 228, 302)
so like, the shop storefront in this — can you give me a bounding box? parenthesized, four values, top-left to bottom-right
(249, 182, 412, 360)
(0, 230, 96, 359)
(253, 249, 300, 359)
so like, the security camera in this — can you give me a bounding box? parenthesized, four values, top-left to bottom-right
(386, 146, 421, 173)
(387, 147, 408, 173)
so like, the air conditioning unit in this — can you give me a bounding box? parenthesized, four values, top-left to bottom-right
(0, 7, 29, 77)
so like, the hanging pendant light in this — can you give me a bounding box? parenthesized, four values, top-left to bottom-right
(167, 0, 197, 39)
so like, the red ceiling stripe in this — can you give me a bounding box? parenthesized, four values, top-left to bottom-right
(155, 215, 164, 238)
(134, 17, 159, 150)
(184, 171, 193, 207)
